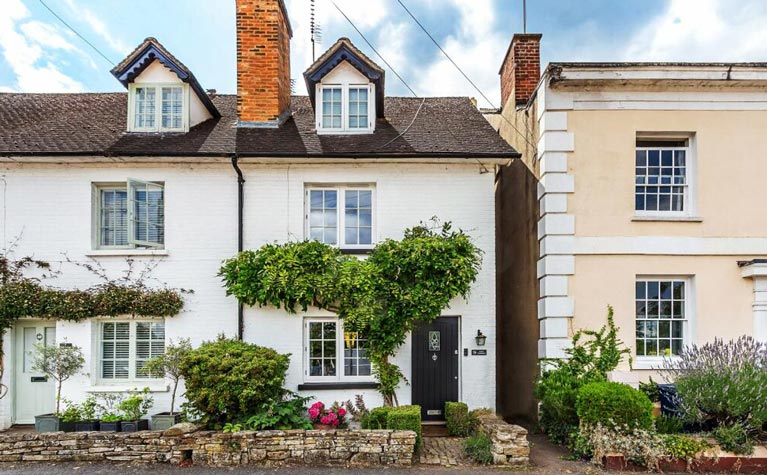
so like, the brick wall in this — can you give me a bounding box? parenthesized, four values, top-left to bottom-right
(499, 34, 542, 109)
(0, 429, 416, 466)
(236, 0, 292, 124)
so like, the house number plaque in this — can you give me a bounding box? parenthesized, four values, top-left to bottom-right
(428, 331, 440, 351)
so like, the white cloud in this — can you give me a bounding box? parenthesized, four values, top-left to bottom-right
(623, 0, 767, 61)
(19, 20, 76, 51)
(61, 0, 130, 55)
(0, 0, 84, 92)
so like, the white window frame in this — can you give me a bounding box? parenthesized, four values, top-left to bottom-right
(96, 319, 166, 385)
(316, 83, 375, 134)
(634, 134, 697, 219)
(305, 185, 376, 250)
(303, 318, 374, 383)
(634, 276, 695, 370)
(92, 180, 165, 250)
(127, 83, 189, 133)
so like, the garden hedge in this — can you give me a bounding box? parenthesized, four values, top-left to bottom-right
(445, 401, 470, 436)
(386, 405, 422, 450)
(576, 381, 653, 430)
(365, 407, 392, 430)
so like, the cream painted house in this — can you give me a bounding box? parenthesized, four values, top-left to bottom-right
(487, 34, 767, 420)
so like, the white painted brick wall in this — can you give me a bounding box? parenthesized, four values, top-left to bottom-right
(0, 160, 497, 426)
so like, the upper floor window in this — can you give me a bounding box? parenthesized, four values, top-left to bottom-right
(635, 136, 695, 216)
(94, 179, 164, 249)
(129, 84, 187, 132)
(100, 320, 165, 381)
(316, 84, 374, 134)
(306, 185, 374, 249)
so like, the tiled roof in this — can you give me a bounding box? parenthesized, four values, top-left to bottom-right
(0, 93, 517, 158)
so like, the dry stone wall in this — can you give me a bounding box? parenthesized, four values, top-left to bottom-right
(0, 429, 416, 467)
(476, 414, 530, 465)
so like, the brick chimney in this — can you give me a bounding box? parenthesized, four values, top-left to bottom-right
(499, 33, 541, 109)
(236, 0, 293, 126)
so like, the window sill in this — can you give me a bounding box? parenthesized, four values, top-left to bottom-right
(297, 382, 379, 391)
(633, 357, 679, 370)
(86, 384, 169, 393)
(339, 248, 373, 255)
(632, 215, 703, 223)
(86, 249, 168, 257)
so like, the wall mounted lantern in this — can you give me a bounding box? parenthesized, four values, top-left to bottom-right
(475, 330, 487, 346)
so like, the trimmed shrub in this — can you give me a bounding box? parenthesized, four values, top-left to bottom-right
(576, 381, 653, 430)
(179, 337, 290, 427)
(445, 401, 470, 437)
(464, 433, 493, 465)
(386, 405, 422, 450)
(364, 406, 392, 429)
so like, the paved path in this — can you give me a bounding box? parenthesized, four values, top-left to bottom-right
(419, 436, 470, 466)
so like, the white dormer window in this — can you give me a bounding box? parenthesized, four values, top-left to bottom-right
(316, 83, 375, 134)
(128, 84, 188, 132)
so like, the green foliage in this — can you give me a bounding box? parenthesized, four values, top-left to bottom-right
(663, 336, 767, 449)
(661, 434, 709, 461)
(655, 414, 684, 434)
(713, 423, 754, 455)
(445, 401, 471, 437)
(32, 343, 85, 414)
(80, 395, 98, 421)
(179, 337, 290, 427)
(219, 220, 482, 405)
(144, 338, 192, 414)
(243, 393, 313, 430)
(586, 423, 667, 470)
(100, 414, 122, 423)
(468, 408, 493, 435)
(639, 377, 660, 403)
(222, 423, 243, 433)
(464, 434, 493, 465)
(364, 406, 392, 429)
(535, 306, 632, 444)
(576, 382, 653, 431)
(58, 400, 81, 422)
(385, 405, 422, 451)
(117, 388, 154, 421)
(342, 394, 369, 425)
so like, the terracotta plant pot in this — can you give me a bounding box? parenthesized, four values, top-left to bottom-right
(312, 423, 335, 430)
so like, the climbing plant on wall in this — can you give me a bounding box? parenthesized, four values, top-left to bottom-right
(219, 219, 483, 406)
(0, 247, 187, 400)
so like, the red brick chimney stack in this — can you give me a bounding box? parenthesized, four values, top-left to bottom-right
(499, 33, 542, 109)
(236, 0, 293, 126)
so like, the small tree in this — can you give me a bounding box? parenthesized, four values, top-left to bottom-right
(32, 343, 85, 414)
(144, 338, 192, 415)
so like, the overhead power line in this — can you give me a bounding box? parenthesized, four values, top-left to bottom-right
(37, 0, 116, 66)
(329, 0, 418, 98)
(395, 0, 538, 154)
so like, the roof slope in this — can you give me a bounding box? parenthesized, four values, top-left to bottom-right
(0, 93, 517, 158)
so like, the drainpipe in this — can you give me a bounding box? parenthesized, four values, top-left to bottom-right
(230, 154, 245, 341)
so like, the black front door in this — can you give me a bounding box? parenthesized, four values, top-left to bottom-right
(411, 316, 459, 421)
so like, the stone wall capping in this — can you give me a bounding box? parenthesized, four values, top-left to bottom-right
(0, 428, 415, 467)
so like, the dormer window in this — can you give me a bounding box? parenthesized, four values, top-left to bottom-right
(129, 84, 187, 132)
(317, 83, 374, 134)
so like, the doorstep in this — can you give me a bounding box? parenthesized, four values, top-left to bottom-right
(422, 423, 449, 437)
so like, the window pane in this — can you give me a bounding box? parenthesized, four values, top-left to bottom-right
(101, 322, 130, 380)
(130, 181, 164, 246)
(635, 280, 686, 357)
(343, 332, 371, 377)
(306, 321, 338, 377)
(134, 87, 156, 129)
(136, 321, 164, 378)
(161, 87, 183, 129)
(308, 190, 338, 245)
(100, 188, 128, 247)
(635, 145, 687, 212)
(321, 87, 342, 129)
(348, 87, 369, 129)
(343, 189, 373, 246)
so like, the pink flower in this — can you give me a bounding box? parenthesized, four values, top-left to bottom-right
(338, 408, 346, 417)
(320, 416, 330, 425)
(311, 402, 324, 410)
(308, 408, 320, 420)
(332, 419, 340, 427)
(326, 411, 337, 421)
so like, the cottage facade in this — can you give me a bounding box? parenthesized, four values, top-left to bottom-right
(0, 0, 516, 429)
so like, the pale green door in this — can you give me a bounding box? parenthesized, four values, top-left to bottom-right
(14, 322, 56, 424)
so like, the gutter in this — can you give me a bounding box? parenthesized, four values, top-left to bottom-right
(230, 153, 246, 341)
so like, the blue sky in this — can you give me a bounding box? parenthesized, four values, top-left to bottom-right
(2, 0, 767, 107)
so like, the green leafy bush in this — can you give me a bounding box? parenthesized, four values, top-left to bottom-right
(464, 433, 493, 465)
(468, 408, 493, 434)
(639, 377, 660, 403)
(713, 423, 753, 455)
(118, 388, 154, 421)
(179, 337, 290, 426)
(661, 434, 709, 461)
(535, 306, 631, 444)
(58, 400, 81, 422)
(655, 414, 684, 434)
(364, 406, 392, 429)
(663, 336, 767, 452)
(576, 382, 653, 430)
(585, 424, 666, 470)
(386, 405, 422, 450)
(243, 393, 312, 430)
(445, 401, 470, 437)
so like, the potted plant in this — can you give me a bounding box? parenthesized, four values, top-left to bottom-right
(308, 401, 346, 429)
(31, 342, 85, 432)
(144, 338, 191, 431)
(75, 395, 100, 431)
(95, 392, 124, 431)
(118, 387, 153, 432)
(57, 400, 80, 433)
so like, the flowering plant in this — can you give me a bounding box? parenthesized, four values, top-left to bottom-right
(308, 401, 347, 427)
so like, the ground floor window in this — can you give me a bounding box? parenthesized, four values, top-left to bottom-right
(304, 319, 372, 381)
(100, 320, 165, 381)
(635, 278, 691, 358)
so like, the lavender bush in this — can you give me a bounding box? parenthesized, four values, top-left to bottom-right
(662, 336, 767, 452)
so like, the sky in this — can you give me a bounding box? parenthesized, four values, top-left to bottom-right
(2, 0, 767, 108)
